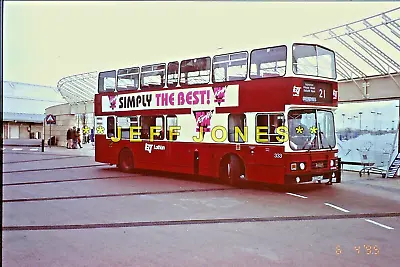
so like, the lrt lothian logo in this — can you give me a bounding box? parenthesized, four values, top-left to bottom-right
(108, 95, 118, 110)
(193, 110, 213, 133)
(145, 143, 166, 154)
(212, 86, 226, 106)
(333, 89, 338, 100)
(145, 143, 153, 153)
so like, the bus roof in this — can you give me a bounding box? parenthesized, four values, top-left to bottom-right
(102, 38, 335, 74)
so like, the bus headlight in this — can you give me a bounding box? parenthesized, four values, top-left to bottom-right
(299, 162, 306, 170)
(330, 159, 335, 167)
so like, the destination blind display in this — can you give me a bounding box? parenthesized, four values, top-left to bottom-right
(302, 81, 333, 103)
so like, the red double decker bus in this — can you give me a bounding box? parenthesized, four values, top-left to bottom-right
(94, 39, 341, 186)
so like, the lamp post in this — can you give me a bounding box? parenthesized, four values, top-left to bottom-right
(371, 111, 376, 132)
(353, 115, 359, 136)
(348, 117, 352, 125)
(348, 117, 352, 138)
(342, 113, 345, 130)
(377, 112, 382, 133)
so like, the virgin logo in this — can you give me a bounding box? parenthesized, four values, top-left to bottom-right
(108, 95, 117, 110)
(196, 111, 212, 124)
(193, 110, 213, 132)
(213, 86, 226, 105)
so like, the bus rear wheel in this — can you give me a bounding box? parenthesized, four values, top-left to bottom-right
(220, 155, 245, 187)
(118, 148, 134, 172)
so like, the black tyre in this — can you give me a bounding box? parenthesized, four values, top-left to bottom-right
(220, 155, 245, 187)
(118, 148, 134, 172)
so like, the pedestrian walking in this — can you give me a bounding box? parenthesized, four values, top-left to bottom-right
(90, 128, 95, 146)
(67, 128, 72, 148)
(77, 128, 82, 148)
(72, 126, 78, 149)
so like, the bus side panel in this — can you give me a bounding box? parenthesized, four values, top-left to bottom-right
(204, 144, 286, 184)
(206, 144, 253, 180)
(133, 140, 169, 171)
(95, 135, 118, 165)
(198, 143, 219, 177)
(246, 164, 285, 184)
(166, 142, 204, 175)
(245, 145, 286, 184)
(165, 142, 234, 177)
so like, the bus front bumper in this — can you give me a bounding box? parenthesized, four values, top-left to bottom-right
(284, 170, 341, 185)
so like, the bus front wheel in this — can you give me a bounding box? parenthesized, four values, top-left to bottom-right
(118, 148, 134, 172)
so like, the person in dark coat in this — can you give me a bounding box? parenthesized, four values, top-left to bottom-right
(72, 126, 77, 149)
(77, 128, 82, 148)
(90, 128, 95, 146)
(67, 128, 72, 148)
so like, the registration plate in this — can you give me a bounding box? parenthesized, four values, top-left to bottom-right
(312, 176, 323, 182)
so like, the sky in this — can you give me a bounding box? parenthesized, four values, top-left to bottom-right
(3, 1, 400, 87)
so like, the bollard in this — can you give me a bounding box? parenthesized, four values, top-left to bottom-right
(337, 158, 342, 183)
(42, 139, 45, 152)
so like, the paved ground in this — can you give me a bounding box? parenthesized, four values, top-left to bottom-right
(2, 142, 95, 156)
(3, 138, 46, 147)
(2, 146, 400, 267)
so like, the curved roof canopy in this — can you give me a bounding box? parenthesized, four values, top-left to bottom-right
(57, 71, 98, 104)
(304, 7, 400, 81)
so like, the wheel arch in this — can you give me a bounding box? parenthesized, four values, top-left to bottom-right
(219, 152, 246, 175)
(118, 146, 135, 171)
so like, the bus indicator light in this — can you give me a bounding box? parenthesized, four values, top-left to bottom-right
(291, 163, 297, 170)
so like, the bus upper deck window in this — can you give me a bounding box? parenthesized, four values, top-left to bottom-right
(117, 67, 139, 91)
(180, 57, 211, 86)
(98, 70, 116, 93)
(250, 46, 287, 79)
(167, 62, 179, 88)
(140, 64, 166, 90)
(212, 52, 248, 83)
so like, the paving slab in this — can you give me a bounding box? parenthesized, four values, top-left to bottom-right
(3, 218, 399, 267)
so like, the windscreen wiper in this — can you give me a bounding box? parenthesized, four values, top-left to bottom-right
(302, 135, 316, 150)
(318, 124, 333, 150)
